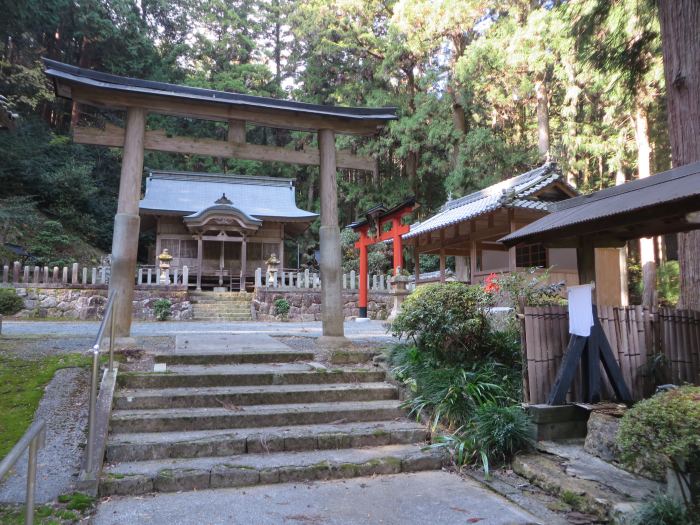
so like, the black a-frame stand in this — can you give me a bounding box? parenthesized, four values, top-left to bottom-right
(547, 306, 633, 405)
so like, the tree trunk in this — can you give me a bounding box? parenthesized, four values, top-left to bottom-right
(658, 0, 700, 309)
(633, 103, 657, 306)
(535, 79, 550, 160)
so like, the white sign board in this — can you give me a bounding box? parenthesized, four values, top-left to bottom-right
(567, 284, 594, 337)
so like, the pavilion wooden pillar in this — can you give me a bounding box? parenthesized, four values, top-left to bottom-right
(196, 236, 203, 291)
(439, 249, 446, 282)
(240, 236, 247, 292)
(469, 240, 477, 284)
(414, 245, 420, 283)
(577, 238, 596, 286)
(318, 129, 348, 345)
(110, 107, 145, 338)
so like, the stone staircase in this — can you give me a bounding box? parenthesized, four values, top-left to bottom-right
(189, 291, 253, 321)
(100, 341, 442, 497)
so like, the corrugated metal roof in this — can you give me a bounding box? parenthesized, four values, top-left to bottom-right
(500, 161, 700, 246)
(403, 163, 565, 239)
(43, 59, 397, 122)
(139, 170, 317, 222)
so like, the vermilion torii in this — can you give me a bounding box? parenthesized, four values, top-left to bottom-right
(348, 198, 417, 318)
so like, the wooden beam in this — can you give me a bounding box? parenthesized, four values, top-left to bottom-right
(69, 84, 383, 135)
(74, 124, 377, 172)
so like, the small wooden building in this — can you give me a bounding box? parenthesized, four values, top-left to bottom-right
(139, 170, 316, 290)
(404, 163, 581, 287)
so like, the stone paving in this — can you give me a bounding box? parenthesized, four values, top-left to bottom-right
(93, 471, 541, 525)
(2, 319, 396, 342)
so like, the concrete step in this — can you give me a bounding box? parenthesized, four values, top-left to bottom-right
(191, 316, 253, 321)
(105, 420, 428, 462)
(109, 400, 405, 433)
(114, 382, 398, 410)
(191, 305, 251, 311)
(118, 365, 387, 389)
(99, 444, 445, 496)
(152, 350, 315, 366)
(190, 296, 252, 306)
(191, 306, 251, 310)
(189, 292, 253, 298)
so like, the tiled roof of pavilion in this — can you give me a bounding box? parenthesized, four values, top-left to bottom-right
(403, 163, 573, 239)
(139, 170, 317, 222)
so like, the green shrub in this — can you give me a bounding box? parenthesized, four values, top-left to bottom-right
(389, 344, 517, 430)
(153, 299, 172, 321)
(630, 494, 689, 525)
(0, 288, 24, 315)
(391, 282, 493, 364)
(471, 403, 532, 466)
(430, 403, 532, 476)
(273, 298, 290, 319)
(617, 386, 700, 479)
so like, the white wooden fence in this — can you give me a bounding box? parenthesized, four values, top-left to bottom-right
(254, 268, 415, 292)
(2, 260, 417, 292)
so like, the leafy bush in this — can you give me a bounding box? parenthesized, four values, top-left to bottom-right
(273, 298, 290, 320)
(392, 347, 508, 430)
(391, 282, 493, 364)
(617, 386, 700, 479)
(153, 299, 172, 321)
(471, 403, 532, 466)
(0, 288, 24, 315)
(630, 494, 689, 525)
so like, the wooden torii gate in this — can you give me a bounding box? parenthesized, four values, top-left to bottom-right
(43, 59, 397, 345)
(349, 198, 416, 318)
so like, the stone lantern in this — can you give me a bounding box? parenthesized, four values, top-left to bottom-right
(158, 248, 173, 285)
(266, 253, 280, 286)
(387, 267, 411, 322)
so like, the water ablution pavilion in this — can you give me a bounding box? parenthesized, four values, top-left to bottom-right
(43, 58, 397, 344)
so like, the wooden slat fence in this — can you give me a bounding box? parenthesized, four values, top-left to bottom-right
(524, 305, 700, 404)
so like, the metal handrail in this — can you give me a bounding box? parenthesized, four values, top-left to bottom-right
(0, 420, 46, 525)
(85, 292, 118, 474)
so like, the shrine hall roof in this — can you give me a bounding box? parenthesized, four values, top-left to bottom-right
(139, 170, 317, 222)
(403, 163, 574, 239)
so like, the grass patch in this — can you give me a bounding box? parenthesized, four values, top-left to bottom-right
(57, 492, 94, 511)
(0, 352, 91, 459)
(560, 490, 585, 511)
(0, 492, 94, 525)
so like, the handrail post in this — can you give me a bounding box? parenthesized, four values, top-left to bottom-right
(25, 436, 39, 525)
(86, 345, 100, 474)
(108, 300, 115, 372)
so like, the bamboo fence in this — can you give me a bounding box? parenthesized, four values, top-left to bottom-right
(523, 305, 700, 403)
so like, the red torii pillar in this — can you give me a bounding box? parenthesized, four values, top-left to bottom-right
(351, 203, 415, 318)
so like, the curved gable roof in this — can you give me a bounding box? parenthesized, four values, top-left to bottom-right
(404, 163, 575, 239)
(139, 171, 317, 222)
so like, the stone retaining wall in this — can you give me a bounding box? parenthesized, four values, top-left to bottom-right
(10, 285, 192, 321)
(253, 288, 393, 321)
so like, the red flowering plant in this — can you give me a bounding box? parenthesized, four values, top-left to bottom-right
(483, 273, 500, 294)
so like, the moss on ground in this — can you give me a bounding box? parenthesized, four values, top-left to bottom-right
(0, 492, 94, 524)
(0, 352, 92, 459)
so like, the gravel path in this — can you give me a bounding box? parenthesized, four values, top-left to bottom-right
(0, 367, 89, 504)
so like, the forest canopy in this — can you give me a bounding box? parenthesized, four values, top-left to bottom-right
(0, 0, 669, 270)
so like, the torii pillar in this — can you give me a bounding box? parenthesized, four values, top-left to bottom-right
(317, 129, 350, 347)
(110, 107, 146, 338)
